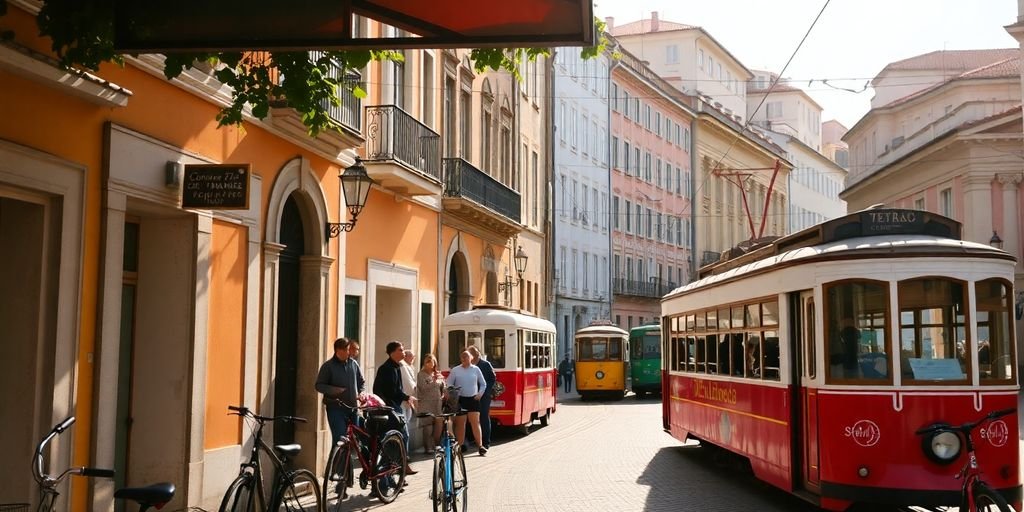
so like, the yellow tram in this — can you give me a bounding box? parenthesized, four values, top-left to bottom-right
(573, 322, 630, 400)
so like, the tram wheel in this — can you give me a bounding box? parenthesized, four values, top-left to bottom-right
(518, 422, 531, 436)
(539, 409, 550, 427)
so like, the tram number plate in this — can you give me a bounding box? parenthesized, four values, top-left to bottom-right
(491, 400, 506, 407)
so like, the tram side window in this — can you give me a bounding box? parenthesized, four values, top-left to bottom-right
(705, 334, 718, 373)
(977, 279, 1015, 383)
(763, 332, 780, 381)
(448, 330, 466, 368)
(484, 329, 506, 369)
(745, 333, 762, 378)
(695, 335, 707, 372)
(686, 336, 697, 371)
(898, 278, 967, 382)
(609, 338, 622, 360)
(825, 281, 891, 383)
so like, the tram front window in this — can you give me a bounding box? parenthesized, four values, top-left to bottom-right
(898, 278, 968, 383)
(977, 279, 1015, 383)
(580, 340, 607, 360)
(826, 280, 891, 383)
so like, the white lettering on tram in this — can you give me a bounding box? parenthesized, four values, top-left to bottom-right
(844, 420, 881, 447)
(691, 379, 737, 405)
(982, 420, 1009, 447)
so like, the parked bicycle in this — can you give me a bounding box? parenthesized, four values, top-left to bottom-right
(418, 388, 468, 512)
(219, 405, 322, 512)
(322, 403, 407, 510)
(916, 408, 1017, 512)
(21, 416, 175, 512)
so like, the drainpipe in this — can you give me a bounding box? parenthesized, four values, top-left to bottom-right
(548, 51, 558, 326)
(608, 42, 622, 323)
(512, 63, 521, 310)
(689, 106, 699, 282)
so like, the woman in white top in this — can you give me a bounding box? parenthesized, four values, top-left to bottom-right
(446, 351, 489, 455)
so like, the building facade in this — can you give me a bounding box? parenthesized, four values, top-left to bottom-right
(821, 119, 850, 168)
(552, 46, 612, 355)
(609, 49, 695, 330)
(747, 70, 823, 151)
(765, 131, 848, 232)
(608, 12, 753, 122)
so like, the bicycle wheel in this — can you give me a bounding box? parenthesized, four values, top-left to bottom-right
(432, 452, 449, 512)
(451, 447, 468, 512)
(273, 469, 321, 512)
(219, 473, 256, 512)
(323, 443, 352, 512)
(371, 432, 407, 503)
(971, 482, 1012, 512)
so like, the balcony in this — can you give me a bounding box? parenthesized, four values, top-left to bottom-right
(267, 52, 364, 155)
(613, 278, 678, 298)
(364, 105, 442, 196)
(442, 157, 521, 238)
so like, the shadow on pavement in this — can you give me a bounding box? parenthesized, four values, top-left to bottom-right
(637, 444, 820, 512)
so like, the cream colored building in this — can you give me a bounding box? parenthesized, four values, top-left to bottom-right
(842, 49, 1023, 369)
(747, 70, 823, 151)
(821, 120, 849, 168)
(608, 12, 752, 122)
(693, 96, 793, 268)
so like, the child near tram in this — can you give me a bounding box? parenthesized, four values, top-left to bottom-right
(446, 351, 488, 455)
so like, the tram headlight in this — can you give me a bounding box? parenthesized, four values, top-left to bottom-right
(922, 429, 961, 464)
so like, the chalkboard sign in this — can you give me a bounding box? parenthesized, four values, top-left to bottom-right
(182, 164, 250, 210)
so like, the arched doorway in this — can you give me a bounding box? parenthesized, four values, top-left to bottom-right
(274, 194, 304, 445)
(448, 251, 471, 314)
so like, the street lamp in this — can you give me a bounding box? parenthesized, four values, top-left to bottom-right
(990, 230, 1004, 250)
(327, 158, 375, 238)
(498, 245, 529, 297)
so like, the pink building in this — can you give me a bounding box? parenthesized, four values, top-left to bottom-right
(610, 49, 695, 330)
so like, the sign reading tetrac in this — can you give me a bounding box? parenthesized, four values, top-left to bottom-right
(182, 164, 250, 210)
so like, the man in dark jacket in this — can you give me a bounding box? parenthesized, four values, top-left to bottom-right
(315, 338, 364, 444)
(467, 345, 496, 452)
(373, 341, 418, 474)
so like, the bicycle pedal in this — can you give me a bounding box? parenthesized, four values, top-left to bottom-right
(359, 472, 368, 490)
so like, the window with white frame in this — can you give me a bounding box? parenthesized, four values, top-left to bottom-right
(940, 188, 953, 217)
(666, 44, 679, 64)
(767, 102, 782, 119)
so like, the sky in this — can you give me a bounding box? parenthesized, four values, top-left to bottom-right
(594, 0, 1020, 128)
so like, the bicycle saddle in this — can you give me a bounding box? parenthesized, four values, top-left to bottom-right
(114, 482, 175, 506)
(274, 444, 302, 457)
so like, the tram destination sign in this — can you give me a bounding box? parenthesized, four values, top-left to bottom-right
(182, 164, 250, 210)
(859, 209, 925, 234)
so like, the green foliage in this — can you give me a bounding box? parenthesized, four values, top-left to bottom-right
(3, 1, 607, 135)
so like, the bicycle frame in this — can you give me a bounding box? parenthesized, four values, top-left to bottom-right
(231, 408, 300, 510)
(343, 414, 401, 480)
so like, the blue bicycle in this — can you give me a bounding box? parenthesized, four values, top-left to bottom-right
(418, 387, 468, 512)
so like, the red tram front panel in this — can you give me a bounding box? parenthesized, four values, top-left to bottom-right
(666, 373, 793, 491)
(815, 389, 1021, 509)
(489, 368, 557, 427)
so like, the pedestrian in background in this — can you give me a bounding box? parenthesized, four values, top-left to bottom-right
(558, 355, 573, 393)
(417, 354, 445, 454)
(400, 349, 418, 426)
(373, 341, 418, 474)
(467, 345, 495, 451)
(446, 351, 487, 455)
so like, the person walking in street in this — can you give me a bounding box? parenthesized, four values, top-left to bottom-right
(315, 338, 365, 445)
(558, 355, 574, 393)
(373, 341, 418, 474)
(416, 354, 445, 454)
(400, 350, 418, 427)
(446, 351, 488, 455)
(466, 345, 495, 451)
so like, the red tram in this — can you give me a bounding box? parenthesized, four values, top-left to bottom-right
(440, 305, 558, 432)
(661, 209, 1020, 510)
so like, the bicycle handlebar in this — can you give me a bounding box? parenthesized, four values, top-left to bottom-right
(55, 417, 75, 434)
(227, 405, 306, 423)
(81, 467, 116, 478)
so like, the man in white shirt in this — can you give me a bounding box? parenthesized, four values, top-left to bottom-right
(446, 351, 488, 455)
(400, 350, 418, 425)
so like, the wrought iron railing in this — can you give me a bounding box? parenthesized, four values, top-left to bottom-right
(442, 157, 521, 224)
(364, 105, 442, 181)
(310, 51, 362, 134)
(612, 278, 678, 298)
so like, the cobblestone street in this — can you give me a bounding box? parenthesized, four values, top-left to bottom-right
(338, 391, 821, 512)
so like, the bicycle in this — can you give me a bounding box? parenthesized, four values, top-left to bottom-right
(418, 391, 468, 512)
(219, 405, 322, 512)
(22, 416, 175, 512)
(322, 403, 407, 510)
(916, 407, 1017, 512)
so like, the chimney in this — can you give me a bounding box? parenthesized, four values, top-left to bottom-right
(651, 11, 660, 32)
(605, 16, 614, 32)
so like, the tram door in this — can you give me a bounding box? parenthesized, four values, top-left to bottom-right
(791, 290, 821, 493)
